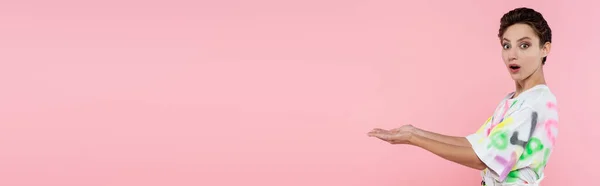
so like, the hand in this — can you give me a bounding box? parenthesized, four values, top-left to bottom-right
(367, 128, 413, 144)
(389, 124, 417, 134)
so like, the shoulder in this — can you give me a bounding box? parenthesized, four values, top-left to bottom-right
(517, 85, 558, 119)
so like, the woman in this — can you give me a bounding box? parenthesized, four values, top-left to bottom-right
(367, 7, 558, 186)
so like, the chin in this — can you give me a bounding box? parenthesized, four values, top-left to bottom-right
(510, 74, 524, 81)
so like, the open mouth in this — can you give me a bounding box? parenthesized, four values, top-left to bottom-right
(509, 64, 521, 70)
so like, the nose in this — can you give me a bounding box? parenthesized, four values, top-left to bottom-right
(507, 47, 518, 61)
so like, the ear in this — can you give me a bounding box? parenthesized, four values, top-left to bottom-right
(542, 42, 551, 57)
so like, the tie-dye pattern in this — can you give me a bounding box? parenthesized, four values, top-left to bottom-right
(466, 85, 559, 185)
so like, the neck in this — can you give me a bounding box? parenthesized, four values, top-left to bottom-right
(514, 67, 546, 98)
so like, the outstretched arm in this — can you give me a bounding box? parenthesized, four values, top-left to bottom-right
(408, 134, 486, 170)
(368, 126, 486, 171)
(413, 128, 471, 147)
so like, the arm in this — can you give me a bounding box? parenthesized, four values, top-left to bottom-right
(408, 133, 487, 170)
(414, 128, 471, 147)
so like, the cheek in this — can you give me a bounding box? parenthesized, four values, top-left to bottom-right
(522, 51, 542, 62)
(501, 51, 509, 62)
(521, 55, 542, 70)
(520, 48, 543, 59)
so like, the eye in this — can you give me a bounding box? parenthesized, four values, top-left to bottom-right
(520, 43, 530, 49)
(502, 43, 510, 50)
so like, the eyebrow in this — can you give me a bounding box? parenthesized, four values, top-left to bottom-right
(502, 37, 532, 42)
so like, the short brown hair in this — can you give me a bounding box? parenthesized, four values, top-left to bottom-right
(498, 7, 552, 64)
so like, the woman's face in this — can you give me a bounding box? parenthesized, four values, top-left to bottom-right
(500, 23, 550, 81)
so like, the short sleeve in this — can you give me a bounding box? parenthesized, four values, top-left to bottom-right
(467, 107, 538, 182)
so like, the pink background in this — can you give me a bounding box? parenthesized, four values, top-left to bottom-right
(1, 0, 597, 185)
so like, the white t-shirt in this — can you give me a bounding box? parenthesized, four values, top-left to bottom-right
(466, 85, 559, 185)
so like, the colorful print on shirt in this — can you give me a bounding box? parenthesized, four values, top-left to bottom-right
(466, 85, 559, 184)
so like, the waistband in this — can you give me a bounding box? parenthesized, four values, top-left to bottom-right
(480, 171, 544, 186)
(481, 178, 543, 186)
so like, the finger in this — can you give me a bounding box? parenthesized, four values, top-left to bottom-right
(379, 135, 393, 142)
(368, 128, 390, 136)
(367, 128, 384, 135)
(371, 133, 392, 141)
(367, 131, 380, 137)
(371, 128, 387, 132)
